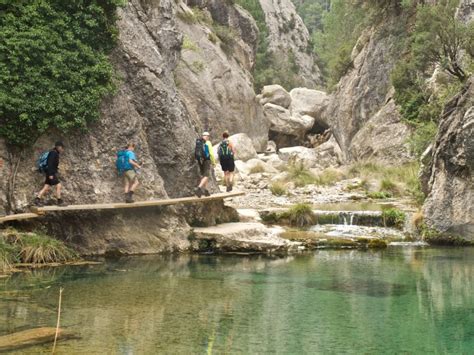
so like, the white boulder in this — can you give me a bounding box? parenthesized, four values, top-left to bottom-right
(289, 88, 329, 119)
(226, 133, 257, 162)
(260, 85, 292, 108)
(263, 103, 315, 138)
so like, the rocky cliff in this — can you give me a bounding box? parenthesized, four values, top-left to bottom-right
(259, 0, 322, 88)
(0, 0, 264, 254)
(322, 19, 411, 163)
(421, 79, 474, 241)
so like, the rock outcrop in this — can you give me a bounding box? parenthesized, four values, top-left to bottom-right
(1, 0, 265, 254)
(258, 0, 322, 88)
(176, 0, 269, 151)
(322, 20, 411, 163)
(422, 79, 474, 240)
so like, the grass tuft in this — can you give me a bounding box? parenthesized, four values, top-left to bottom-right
(283, 203, 316, 227)
(269, 181, 287, 196)
(381, 208, 406, 229)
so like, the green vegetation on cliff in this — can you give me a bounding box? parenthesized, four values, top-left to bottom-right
(235, 0, 302, 91)
(0, 0, 124, 146)
(391, 0, 473, 156)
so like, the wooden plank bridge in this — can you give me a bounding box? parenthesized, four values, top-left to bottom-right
(0, 191, 244, 224)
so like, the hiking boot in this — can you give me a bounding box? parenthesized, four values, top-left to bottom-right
(195, 187, 203, 198)
(203, 189, 211, 197)
(226, 185, 233, 192)
(56, 198, 67, 206)
(125, 191, 135, 203)
(34, 197, 43, 207)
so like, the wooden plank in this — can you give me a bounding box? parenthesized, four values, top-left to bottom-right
(0, 213, 39, 224)
(35, 191, 245, 213)
(0, 327, 74, 352)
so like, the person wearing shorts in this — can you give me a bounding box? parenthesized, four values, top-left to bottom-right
(219, 131, 236, 192)
(34, 141, 65, 206)
(123, 143, 141, 203)
(195, 132, 216, 197)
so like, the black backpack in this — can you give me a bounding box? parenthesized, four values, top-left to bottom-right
(218, 139, 233, 160)
(194, 138, 206, 162)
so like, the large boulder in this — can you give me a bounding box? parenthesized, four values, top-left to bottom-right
(263, 103, 314, 138)
(228, 133, 258, 161)
(278, 146, 319, 168)
(289, 88, 329, 119)
(422, 79, 474, 241)
(260, 85, 291, 108)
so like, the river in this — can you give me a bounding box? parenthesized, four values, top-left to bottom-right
(1, 247, 473, 353)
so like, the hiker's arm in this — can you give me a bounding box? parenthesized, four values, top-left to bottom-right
(229, 142, 236, 155)
(130, 159, 141, 169)
(209, 143, 216, 165)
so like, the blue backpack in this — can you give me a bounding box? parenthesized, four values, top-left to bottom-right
(36, 151, 50, 174)
(116, 150, 131, 175)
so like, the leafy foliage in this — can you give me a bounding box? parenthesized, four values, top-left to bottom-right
(235, 0, 303, 91)
(0, 0, 123, 146)
(391, 0, 472, 156)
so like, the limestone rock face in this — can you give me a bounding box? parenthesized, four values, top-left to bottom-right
(0, 0, 252, 254)
(278, 144, 341, 170)
(422, 79, 474, 240)
(260, 85, 291, 108)
(258, 0, 322, 87)
(176, 0, 269, 151)
(323, 22, 411, 163)
(350, 98, 411, 163)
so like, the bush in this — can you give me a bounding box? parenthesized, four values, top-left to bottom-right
(287, 162, 317, 187)
(283, 203, 316, 227)
(182, 36, 199, 51)
(380, 178, 400, 196)
(270, 182, 288, 196)
(213, 24, 236, 55)
(382, 208, 406, 229)
(367, 191, 392, 199)
(0, 1, 123, 146)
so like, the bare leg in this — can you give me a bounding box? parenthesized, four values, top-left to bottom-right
(229, 172, 234, 186)
(37, 185, 50, 198)
(130, 178, 139, 192)
(55, 183, 62, 200)
(124, 179, 130, 194)
(198, 177, 209, 189)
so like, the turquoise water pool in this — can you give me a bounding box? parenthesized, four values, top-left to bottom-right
(1, 247, 473, 354)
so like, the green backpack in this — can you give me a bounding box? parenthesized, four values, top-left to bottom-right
(218, 139, 233, 160)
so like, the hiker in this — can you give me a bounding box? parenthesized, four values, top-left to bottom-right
(117, 143, 141, 203)
(195, 131, 215, 197)
(218, 131, 236, 192)
(34, 141, 65, 206)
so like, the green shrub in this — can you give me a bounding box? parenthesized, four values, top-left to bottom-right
(407, 121, 438, 157)
(287, 162, 317, 187)
(283, 203, 316, 227)
(380, 178, 400, 195)
(249, 164, 265, 174)
(212, 24, 236, 55)
(0, 240, 19, 273)
(382, 208, 406, 229)
(269, 182, 288, 196)
(182, 36, 199, 51)
(0, 1, 123, 146)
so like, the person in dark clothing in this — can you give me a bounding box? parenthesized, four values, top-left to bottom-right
(34, 141, 65, 206)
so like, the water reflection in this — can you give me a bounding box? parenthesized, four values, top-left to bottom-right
(0, 248, 473, 354)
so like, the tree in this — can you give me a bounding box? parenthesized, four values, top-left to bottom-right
(0, 0, 123, 147)
(412, 0, 473, 82)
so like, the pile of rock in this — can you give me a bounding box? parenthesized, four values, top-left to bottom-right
(257, 85, 330, 149)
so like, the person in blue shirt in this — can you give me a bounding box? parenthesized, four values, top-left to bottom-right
(123, 143, 141, 203)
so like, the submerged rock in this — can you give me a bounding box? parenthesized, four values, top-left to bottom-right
(193, 222, 301, 254)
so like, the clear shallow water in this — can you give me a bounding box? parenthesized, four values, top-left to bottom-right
(1, 248, 473, 354)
